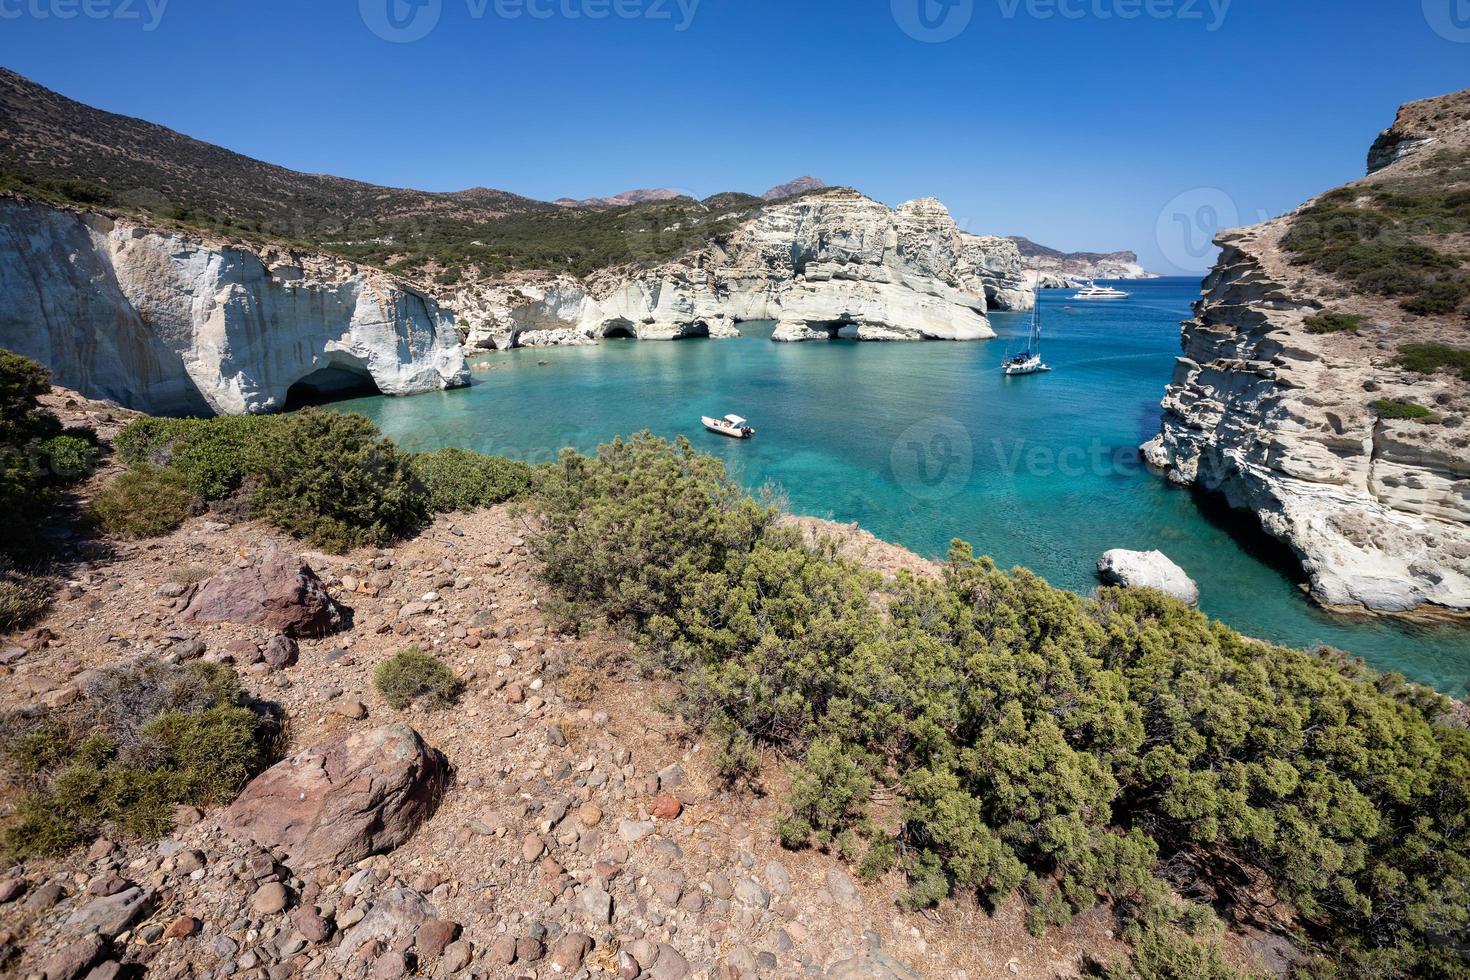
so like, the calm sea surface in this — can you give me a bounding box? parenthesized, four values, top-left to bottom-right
(327, 278, 1470, 693)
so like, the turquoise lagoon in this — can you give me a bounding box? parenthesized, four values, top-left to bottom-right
(328, 279, 1470, 694)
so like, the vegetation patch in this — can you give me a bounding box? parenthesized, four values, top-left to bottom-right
(91, 463, 194, 538)
(1302, 311, 1364, 335)
(373, 647, 461, 710)
(1282, 159, 1470, 318)
(532, 433, 1470, 975)
(1, 661, 277, 857)
(246, 409, 424, 553)
(116, 414, 281, 499)
(0, 349, 87, 560)
(1372, 398, 1439, 422)
(1392, 342, 1470, 381)
(411, 447, 534, 513)
(0, 561, 49, 632)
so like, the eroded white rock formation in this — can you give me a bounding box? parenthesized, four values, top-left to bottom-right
(1096, 549, 1199, 604)
(0, 199, 468, 415)
(453, 191, 1031, 349)
(1142, 96, 1470, 614)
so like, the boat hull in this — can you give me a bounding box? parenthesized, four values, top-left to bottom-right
(702, 416, 753, 439)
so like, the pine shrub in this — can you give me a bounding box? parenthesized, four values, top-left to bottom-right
(373, 647, 460, 710)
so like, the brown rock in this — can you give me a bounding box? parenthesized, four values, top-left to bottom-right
(504, 683, 525, 704)
(0, 877, 25, 903)
(516, 936, 545, 962)
(442, 939, 473, 973)
(223, 725, 445, 870)
(291, 906, 334, 943)
(521, 833, 546, 863)
(415, 918, 459, 960)
(549, 933, 592, 974)
(491, 935, 518, 964)
(182, 552, 344, 637)
(163, 915, 199, 939)
(36, 935, 104, 980)
(333, 699, 368, 720)
(263, 634, 300, 669)
(251, 882, 289, 914)
(651, 794, 683, 820)
(578, 803, 603, 828)
(85, 873, 128, 897)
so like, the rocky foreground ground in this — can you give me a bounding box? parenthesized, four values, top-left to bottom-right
(0, 398, 1130, 980)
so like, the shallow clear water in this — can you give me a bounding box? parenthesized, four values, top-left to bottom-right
(327, 279, 1470, 694)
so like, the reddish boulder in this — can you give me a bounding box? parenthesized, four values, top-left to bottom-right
(182, 552, 344, 637)
(223, 725, 445, 870)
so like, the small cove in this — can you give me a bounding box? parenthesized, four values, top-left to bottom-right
(326, 279, 1470, 694)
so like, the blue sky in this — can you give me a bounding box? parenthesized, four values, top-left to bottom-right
(1, 0, 1465, 272)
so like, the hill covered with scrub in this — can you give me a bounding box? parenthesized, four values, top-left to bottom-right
(1, 349, 1466, 977)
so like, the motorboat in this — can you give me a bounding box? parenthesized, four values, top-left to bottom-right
(1073, 279, 1130, 299)
(702, 414, 755, 439)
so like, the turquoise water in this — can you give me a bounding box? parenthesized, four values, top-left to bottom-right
(328, 279, 1470, 694)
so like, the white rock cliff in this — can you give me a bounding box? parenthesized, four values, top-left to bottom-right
(452, 191, 1031, 349)
(1142, 98, 1470, 615)
(0, 199, 468, 416)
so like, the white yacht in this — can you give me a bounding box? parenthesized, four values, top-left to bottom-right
(1073, 279, 1130, 300)
(701, 414, 755, 439)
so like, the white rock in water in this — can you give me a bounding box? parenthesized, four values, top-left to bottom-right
(1097, 550, 1200, 604)
(0, 199, 468, 415)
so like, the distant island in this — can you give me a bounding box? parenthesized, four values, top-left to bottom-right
(1006, 235, 1159, 284)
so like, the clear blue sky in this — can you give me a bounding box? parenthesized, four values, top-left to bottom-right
(2, 0, 1465, 272)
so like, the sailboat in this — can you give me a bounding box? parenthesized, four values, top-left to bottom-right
(1002, 281, 1052, 376)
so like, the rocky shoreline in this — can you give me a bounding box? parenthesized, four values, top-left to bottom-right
(1143, 91, 1470, 616)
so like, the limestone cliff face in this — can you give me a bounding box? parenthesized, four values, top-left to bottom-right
(1143, 92, 1470, 615)
(0, 198, 468, 416)
(454, 191, 1028, 348)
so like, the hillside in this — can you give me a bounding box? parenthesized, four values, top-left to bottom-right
(1005, 235, 1155, 280)
(0, 69, 839, 283)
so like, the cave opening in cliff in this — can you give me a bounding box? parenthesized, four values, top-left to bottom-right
(809, 319, 858, 340)
(601, 319, 637, 339)
(284, 365, 382, 410)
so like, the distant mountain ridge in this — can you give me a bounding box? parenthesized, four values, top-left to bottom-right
(554, 176, 828, 209)
(762, 175, 826, 200)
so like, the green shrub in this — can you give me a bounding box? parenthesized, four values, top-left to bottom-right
(530, 434, 1470, 968)
(248, 409, 424, 552)
(411, 447, 533, 512)
(115, 415, 279, 499)
(0, 564, 48, 632)
(0, 349, 64, 559)
(1303, 311, 1364, 335)
(373, 647, 460, 710)
(38, 432, 98, 482)
(1372, 398, 1438, 422)
(1103, 922, 1251, 980)
(91, 464, 194, 537)
(1, 661, 275, 857)
(1392, 342, 1470, 382)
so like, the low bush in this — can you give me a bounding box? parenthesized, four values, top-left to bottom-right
(90, 464, 194, 537)
(1302, 311, 1364, 335)
(115, 415, 280, 499)
(1372, 398, 1438, 422)
(411, 447, 534, 512)
(247, 409, 424, 552)
(0, 349, 65, 559)
(531, 433, 1470, 972)
(0, 562, 48, 632)
(1, 661, 276, 856)
(1392, 342, 1470, 382)
(373, 648, 460, 710)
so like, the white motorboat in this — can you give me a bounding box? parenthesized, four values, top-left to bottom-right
(702, 414, 755, 439)
(1073, 279, 1130, 300)
(1003, 276, 1051, 376)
